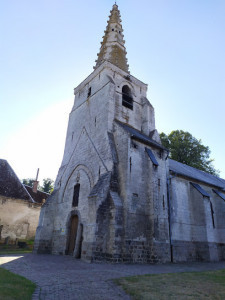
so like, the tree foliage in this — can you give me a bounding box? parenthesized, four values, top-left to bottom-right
(22, 178, 54, 194)
(22, 178, 34, 187)
(160, 130, 219, 176)
(40, 178, 54, 194)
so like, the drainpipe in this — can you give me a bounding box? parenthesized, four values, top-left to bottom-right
(167, 174, 176, 263)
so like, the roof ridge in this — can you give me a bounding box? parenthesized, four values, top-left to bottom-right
(169, 159, 225, 189)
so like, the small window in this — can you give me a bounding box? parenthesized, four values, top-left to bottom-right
(122, 85, 133, 110)
(132, 141, 138, 149)
(72, 184, 80, 207)
(88, 87, 91, 97)
(210, 201, 215, 228)
(158, 150, 163, 159)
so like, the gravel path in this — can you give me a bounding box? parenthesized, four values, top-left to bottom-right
(1, 254, 225, 300)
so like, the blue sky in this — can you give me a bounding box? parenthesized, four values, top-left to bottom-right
(1, 0, 225, 182)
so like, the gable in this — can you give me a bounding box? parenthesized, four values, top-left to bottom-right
(0, 159, 32, 201)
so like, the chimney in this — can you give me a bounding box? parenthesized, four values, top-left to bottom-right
(32, 168, 39, 193)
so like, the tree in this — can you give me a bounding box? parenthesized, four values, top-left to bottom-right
(160, 130, 219, 176)
(40, 178, 54, 194)
(22, 178, 35, 187)
(22, 177, 54, 194)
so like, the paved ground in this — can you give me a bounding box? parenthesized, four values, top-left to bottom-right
(0, 254, 225, 300)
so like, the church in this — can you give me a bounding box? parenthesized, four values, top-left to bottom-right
(34, 4, 225, 263)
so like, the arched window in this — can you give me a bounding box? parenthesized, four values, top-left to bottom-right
(72, 184, 80, 207)
(122, 85, 133, 110)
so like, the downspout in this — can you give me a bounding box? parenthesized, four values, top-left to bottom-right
(167, 174, 177, 263)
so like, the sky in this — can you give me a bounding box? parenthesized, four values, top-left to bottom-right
(1, 0, 225, 183)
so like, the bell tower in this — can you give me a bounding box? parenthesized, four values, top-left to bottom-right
(34, 4, 170, 263)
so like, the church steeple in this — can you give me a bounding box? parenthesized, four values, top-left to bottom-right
(94, 4, 129, 73)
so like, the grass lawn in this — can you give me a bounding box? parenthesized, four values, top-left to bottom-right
(114, 269, 225, 300)
(0, 267, 36, 300)
(0, 239, 33, 255)
(0, 249, 32, 255)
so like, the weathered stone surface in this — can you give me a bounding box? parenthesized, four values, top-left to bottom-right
(0, 159, 42, 242)
(34, 4, 225, 264)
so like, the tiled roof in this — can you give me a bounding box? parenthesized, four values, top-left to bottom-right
(0, 159, 33, 201)
(24, 185, 49, 204)
(169, 159, 225, 189)
(115, 120, 166, 150)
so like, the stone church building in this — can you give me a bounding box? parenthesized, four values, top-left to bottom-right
(34, 4, 225, 263)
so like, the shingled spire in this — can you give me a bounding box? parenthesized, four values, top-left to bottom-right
(94, 4, 129, 73)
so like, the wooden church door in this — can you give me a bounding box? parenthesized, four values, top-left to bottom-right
(68, 215, 78, 255)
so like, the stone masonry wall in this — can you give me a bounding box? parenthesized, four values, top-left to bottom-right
(35, 67, 117, 256)
(113, 123, 171, 263)
(34, 62, 171, 263)
(0, 196, 41, 241)
(170, 176, 225, 262)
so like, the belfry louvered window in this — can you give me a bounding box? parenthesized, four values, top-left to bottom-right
(72, 184, 80, 207)
(122, 85, 133, 110)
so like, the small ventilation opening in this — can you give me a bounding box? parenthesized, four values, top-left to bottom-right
(122, 85, 133, 110)
(88, 87, 91, 97)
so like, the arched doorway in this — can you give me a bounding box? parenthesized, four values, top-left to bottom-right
(67, 215, 78, 255)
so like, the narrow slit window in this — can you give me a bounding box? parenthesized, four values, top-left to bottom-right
(88, 87, 91, 97)
(72, 184, 80, 207)
(145, 147, 159, 167)
(210, 201, 215, 228)
(122, 85, 133, 110)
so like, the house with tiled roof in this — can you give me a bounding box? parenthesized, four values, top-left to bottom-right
(0, 159, 48, 242)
